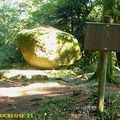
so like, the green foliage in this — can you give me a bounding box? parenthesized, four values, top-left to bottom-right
(24, 0, 58, 27)
(54, 0, 92, 43)
(0, 3, 24, 68)
(104, 93, 120, 120)
(88, 5, 103, 22)
(73, 67, 83, 75)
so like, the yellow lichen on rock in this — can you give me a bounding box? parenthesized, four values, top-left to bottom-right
(17, 26, 81, 69)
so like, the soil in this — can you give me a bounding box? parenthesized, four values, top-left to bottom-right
(0, 79, 73, 114)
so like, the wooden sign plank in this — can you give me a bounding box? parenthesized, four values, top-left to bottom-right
(84, 22, 120, 51)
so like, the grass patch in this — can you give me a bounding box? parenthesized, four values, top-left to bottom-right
(30, 96, 73, 120)
(105, 93, 120, 120)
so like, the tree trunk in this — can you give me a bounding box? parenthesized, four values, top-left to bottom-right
(106, 53, 113, 82)
(90, 50, 113, 83)
(116, 52, 120, 68)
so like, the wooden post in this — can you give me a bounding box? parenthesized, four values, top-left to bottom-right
(97, 16, 111, 115)
(97, 52, 108, 113)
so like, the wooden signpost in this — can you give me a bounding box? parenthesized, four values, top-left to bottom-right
(84, 16, 120, 115)
(84, 22, 120, 51)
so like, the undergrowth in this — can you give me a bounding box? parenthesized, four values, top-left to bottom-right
(22, 89, 120, 120)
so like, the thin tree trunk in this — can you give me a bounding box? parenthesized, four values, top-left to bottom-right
(90, 52, 113, 82)
(116, 52, 120, 68)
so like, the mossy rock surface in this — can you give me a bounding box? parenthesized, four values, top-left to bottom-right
(17, 26, 81, 69)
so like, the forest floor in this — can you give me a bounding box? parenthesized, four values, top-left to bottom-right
(0, 69, 119, 120)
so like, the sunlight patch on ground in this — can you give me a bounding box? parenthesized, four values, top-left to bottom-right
(0, 82, 65, 97)
(0, 69, 76, 79)
(0, 70, 47, 79)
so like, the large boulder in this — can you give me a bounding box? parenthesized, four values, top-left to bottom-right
(17, 26, 81, 69)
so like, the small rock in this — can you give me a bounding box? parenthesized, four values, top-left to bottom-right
(80, 105, 97, 112)
(63, 78, 75, 82)
(63, 78, 81, 84)
(32, 75, 48, 80)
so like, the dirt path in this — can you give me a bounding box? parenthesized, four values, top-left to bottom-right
(0, 79, 73, 114)
(0, 70, 80, 117)
(0, 70, 119, 120)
